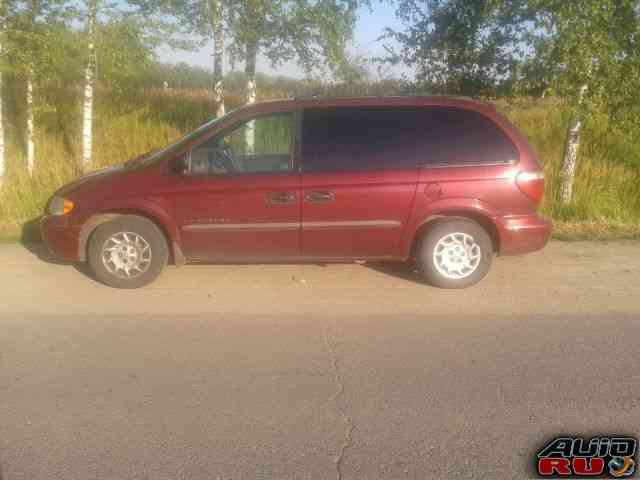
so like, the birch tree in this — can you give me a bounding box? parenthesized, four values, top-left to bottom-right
(79, 1, 146, 172)
(130, 0, 229, 115)
(21, 0, 64, 175)
(6, 0, 72, 175)
(25, 0, 36, 174)
(25, 67, 34, 173)
(0, 0, 27, 180)
(239, 5, 259, 152)
(530, 0, 640, 203)
(211, 0, 225, 117)
(0, 0, 6, 183)
(74, 3, 171, 172)
(226, 0, 365, 151)
(228, 0, 366, 95)
(559, 84, 588, 203)
(81, 0, 97, 171)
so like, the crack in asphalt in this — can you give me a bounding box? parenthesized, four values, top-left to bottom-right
(324, 321, 355, 480)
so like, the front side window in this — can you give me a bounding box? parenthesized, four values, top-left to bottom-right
(189, 113, 293, 175)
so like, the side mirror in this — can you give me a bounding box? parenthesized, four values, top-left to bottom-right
(171, 154, 189, 175)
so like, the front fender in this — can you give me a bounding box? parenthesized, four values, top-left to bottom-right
(78, 196, 183, 263)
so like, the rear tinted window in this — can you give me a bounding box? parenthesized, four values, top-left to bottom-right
(302, 106, 518, 172)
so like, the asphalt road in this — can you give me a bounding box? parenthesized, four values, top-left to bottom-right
(1, 241, 639, 479)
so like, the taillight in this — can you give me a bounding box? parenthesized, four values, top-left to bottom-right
(516, 171, 545, 206)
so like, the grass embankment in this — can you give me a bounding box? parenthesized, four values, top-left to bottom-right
(0, 90, 639, 242)
(499, 97, 640, 239)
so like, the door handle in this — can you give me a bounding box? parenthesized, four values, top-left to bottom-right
(305, 191, 336, 203)
(266, 192, 296, 205)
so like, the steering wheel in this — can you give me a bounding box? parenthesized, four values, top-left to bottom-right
(213, 140, 235, 173)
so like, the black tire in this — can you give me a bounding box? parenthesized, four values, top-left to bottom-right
(417, 218, 494, 289)
(87, 215, 168, 288)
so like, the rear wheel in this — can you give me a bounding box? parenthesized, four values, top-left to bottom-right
(88, 215, 168, 288)
(417, 218, 494, 288)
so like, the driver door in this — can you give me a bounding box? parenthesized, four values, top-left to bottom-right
(172, 112, 301, 261)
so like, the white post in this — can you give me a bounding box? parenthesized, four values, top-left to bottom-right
(81, 0, 97, 173)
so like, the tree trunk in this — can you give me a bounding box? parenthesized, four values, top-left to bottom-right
(559, 118, 581, 204)
(26, 72, 35, 175)
(559, 84, 588, 204)
(244, 39, 257, 153)
(25, 0, 37, 176)
(0, 68, 4, 185)
(212, 0, 225, 118)
(81, 0, 97, 173)
(0, 29, 5, 184)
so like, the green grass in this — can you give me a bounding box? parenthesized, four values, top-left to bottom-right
(498, 97, 640, 224)
(1, 89, 639, 241)
(552, 220, 640, 241)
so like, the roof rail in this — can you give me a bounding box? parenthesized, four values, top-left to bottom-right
(291, 93, 495, 107)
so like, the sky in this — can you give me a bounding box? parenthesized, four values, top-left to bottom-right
(157, 2, 408, 80)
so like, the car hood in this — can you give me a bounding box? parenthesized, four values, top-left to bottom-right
(56, 165, 127, 197)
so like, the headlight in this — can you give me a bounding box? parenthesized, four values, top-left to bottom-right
(48, 196, 75, 216)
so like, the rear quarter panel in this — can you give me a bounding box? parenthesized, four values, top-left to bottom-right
(397, 164, 536, 258)
(395, 105, 544, 259)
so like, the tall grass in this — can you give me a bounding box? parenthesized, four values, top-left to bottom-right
(1, 88, 639, 230)
(499, 97, 640, 223)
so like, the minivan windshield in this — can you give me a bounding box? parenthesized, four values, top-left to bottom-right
(134, 112, 230, 168)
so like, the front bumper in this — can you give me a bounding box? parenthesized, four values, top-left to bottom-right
(495, 214, 552, 256)
(40, 215, 82, 261)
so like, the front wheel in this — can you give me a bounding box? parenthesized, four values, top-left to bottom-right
(417, 218, 494, 289)
(87, 215, 168, 288)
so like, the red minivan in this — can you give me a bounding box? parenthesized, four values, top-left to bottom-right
(41, 96, 551, 289)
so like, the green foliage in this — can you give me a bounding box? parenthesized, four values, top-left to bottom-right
(2, 0, 77, 75)
(94, 17, 157, 97)
(386, 0, 640, 111)
(226, 1, 366, 77)
(528, 0, 640, 119)
(385, 0, 534, 96)
(129, 0, 220, 44)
